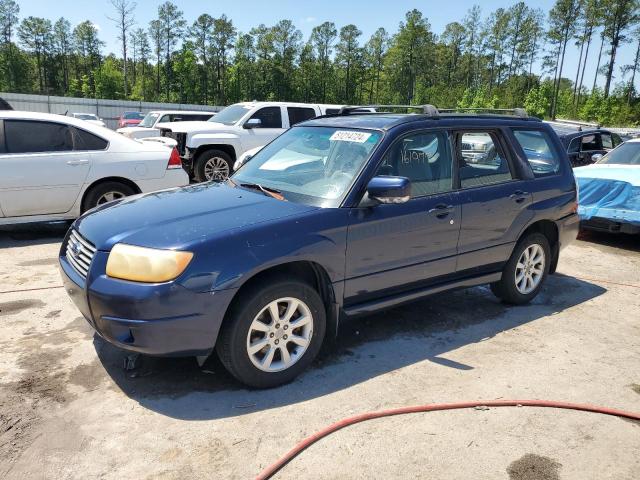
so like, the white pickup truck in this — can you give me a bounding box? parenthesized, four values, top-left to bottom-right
(157, 102, 365, 182)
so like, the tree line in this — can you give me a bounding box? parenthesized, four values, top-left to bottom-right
(1, 0, 639, 125)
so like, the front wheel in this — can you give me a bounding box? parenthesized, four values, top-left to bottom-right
(194, 149, 232, 183)
(491, 233, 550, 305)
(216, 279, 326, 388)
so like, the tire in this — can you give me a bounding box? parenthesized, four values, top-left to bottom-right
(490, 232, 551, 305)
(82, 181, 135, 213)
(194, 149, 232, 183)
(216, 278, 326, 388)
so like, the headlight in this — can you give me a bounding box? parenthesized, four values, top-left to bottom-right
(106, 244, 193, 283)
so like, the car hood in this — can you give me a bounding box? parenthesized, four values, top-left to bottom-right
(156, 121, 235, 134)
(574, 164, 640, 186)
(75, 182, 318, 251)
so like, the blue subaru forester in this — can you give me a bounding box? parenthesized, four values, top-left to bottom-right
(60, 106, 579, 388)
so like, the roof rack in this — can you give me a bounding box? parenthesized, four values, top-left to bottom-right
(438, 107, 529, 118)
(337, 104, 440, 117)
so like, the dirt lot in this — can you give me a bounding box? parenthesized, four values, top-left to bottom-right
(0, 225, 638, 479)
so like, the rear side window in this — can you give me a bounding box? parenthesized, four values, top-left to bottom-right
(376, 131, 453, 197)
(249, 107, 282, 128)
(72, 127, 108, 151)
(512, 129, 561, 176)
(601, 133, 613, 149)
(456, 131, 513, 188)
(4, 120, 73, 153)
(288, 107, 317, 126)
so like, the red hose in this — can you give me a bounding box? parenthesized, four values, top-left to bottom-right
(255, 399, 640, 480)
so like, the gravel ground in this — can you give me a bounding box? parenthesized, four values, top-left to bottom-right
(0, 225, 638, 479)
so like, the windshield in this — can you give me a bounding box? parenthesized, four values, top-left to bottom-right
(76, 113, 97, 120)
(597, 142, 640, 165)
(232, 126, 382, 207)
(123, 112, 144, 120)
(209, 104, 252, 125)
(139, 112, 160, 128)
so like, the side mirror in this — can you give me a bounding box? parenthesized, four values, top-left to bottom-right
(244, 118, 262, 129)
(591, 153, 603, 162)
(366, 176, 411, 204)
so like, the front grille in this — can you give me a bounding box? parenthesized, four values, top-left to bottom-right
(65, 229, 97, 278)
(160, 129, 187, 156)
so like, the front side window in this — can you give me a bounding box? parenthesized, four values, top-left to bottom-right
(512, 129, 561, 176)
(375, 131, 453, 197)
(597, 142, 640, 165)
(232, 126, 382, 207)
(4, 120, 73, 153)
(456, 131, 513, 187)
(288, 107, 317, 126)
(250, 107, 282, 129)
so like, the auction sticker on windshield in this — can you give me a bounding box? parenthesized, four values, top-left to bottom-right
(330, 130, 372, 143)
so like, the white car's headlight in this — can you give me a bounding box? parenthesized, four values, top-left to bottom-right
(106, 244, 193, 283)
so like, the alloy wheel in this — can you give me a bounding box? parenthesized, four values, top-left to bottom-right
(246, 297, 314, 372)
(515, 243, 545, 294)
(96, 191, 126, 205)
(204, 157, 230, 181)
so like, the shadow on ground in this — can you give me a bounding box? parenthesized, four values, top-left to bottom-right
(0, 222, 70, 248)
(577, 230, 640, 253)
(94, 273, 606, 420)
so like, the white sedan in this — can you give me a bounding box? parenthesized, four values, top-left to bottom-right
(0, 111, 189, 225)
(71, 112, 107, 128)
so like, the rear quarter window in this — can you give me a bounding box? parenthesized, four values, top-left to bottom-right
(72, 127, 108, 151)
(512, 129, 561, 177)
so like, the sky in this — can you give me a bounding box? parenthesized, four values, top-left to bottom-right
(16, 0, 640, 92)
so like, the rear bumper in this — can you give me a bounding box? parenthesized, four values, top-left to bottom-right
(136, 169, 189, 192)
(557, 213, 580, 250)
(59, 250, 237, 356)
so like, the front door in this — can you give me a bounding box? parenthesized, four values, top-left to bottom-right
(344, 130, 461, 305)
(242, 106, 287, 151)
(0, 120, 90, 217)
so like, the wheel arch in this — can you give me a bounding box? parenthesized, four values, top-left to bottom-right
(518, 219, 560, 273)
(222, 260, 340, 340)
(193, 144, 237, 162)
(81, 176, 141, 213)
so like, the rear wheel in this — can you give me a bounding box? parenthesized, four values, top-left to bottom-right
(491, 233, 550, 305)
(194, 149, 232, 183)
(216, 278, 326, 388)
(82, 181, 135, 213)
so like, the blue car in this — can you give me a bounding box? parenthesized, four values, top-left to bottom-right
(60, 106, 579, 388)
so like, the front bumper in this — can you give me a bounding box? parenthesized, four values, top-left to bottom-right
(59, 247, 237, 356)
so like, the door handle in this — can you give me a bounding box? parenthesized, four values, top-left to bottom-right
(66, 159, 89, 166)
(510, 191, 528, 203)
(428, 203, 454, 219)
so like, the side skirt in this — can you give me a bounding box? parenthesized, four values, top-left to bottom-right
(342, 272, 502, 317)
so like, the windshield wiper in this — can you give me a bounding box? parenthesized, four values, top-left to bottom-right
(239, 182, 285, 200)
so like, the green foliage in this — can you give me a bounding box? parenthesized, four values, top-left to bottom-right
(1, 1, 639, 127)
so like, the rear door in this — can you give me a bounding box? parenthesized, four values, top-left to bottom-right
(241, 106, 287, 151)
(344, 129, 461, 304)
(569, 133, 604, 166)
(0, 120, 92, 216)
(453, 129, 533, 273)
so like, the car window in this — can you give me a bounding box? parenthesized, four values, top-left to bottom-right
(597, 141, 640, 165)
(123, 112, 144, 120)
(456, 131, 513, 188)
(183, 114, 212, 121)
(601, 133, 613, 149)
(72, 127, 108, 151)
(512, 129, 561, 176)
(612, 133, 623, 146)
(376, 131, 453, 197)
(581, 134, 600, 151)
(159, 114, 171, 123)
(250, 107, 282, 128)
(325, 108, 340, 115)
(567, 137, 580, 154)
(4, 120, 73, 153)
(287, 107, 317, 126)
